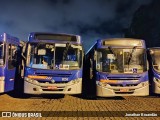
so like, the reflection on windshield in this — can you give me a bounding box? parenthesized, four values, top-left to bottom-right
(28, 43, 54, 69)
(0, 43, 4, 66)
(97, 48, 147, 73)
(55, 47, 81, 70)
(27, 43, 82, 70)
(150, 50, 160, 72)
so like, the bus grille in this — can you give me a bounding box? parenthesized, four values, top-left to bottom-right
(106, 77, 140, 87)
(107, 77, 140, 80)
(109, 84, 138, 87)
(35, 73, 72, 77)
(42, 89, 63, 91)
(115, 92, 134, 94)
(38, 81, 69, 84)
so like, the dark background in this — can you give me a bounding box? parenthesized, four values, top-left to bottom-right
(0, 0, 159, 51)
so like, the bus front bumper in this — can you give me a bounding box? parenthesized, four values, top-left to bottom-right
(24, 77, 82, 95)
(96, 81, 149, 97)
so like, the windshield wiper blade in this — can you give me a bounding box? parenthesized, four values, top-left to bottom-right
(108, 46, 117, 60)
(62, 42, 71, 62)
(127, 46, 137, 66)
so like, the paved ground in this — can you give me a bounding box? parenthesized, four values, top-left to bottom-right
(0, 91, 159, 120)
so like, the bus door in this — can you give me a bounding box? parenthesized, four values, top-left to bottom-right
(4, 44, 18, 92)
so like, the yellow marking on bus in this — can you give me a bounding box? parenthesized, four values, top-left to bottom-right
(28, 75, 47, 79)
(100, 79, 117, 83)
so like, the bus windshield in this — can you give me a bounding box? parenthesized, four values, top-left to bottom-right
(0, 43, 4, 66)
(96, 48, 147, 73)
(55, 46, 82, 70)
(150, 49, 160, 72)
(27, 43, 82, 70)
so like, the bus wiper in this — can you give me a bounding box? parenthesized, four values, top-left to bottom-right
(108, 46, 117, 60)
(62, 42, 71, 63)
(127, 46, 137, 67)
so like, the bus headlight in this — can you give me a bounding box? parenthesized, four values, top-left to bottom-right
(99, 82, 104, 86)
(25, 77, 33, 82)
(71, 79, 80, 84)
(32, 80, 39, 84)
(98, 81, 108, 87)
(25, 77, 37, 83)
(25, 77, 39, 85)
(141, 81, 149, 87)
(0, 76, 5, 81)
(154, 77, 160, 83)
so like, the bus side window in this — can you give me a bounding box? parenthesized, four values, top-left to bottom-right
(8, 44, 18, 69)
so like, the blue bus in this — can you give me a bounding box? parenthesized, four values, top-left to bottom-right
(24, 32, 83, 94)
(148, 48, 160, 94)
(0, 33, 20, 93)
(86, 38, 149, 97)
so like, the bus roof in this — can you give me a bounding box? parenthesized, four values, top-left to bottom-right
(0, 33, 19, 44)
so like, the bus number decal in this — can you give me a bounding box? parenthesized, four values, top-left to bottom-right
(62, 78, 68, 81)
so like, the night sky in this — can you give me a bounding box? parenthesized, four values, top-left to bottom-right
(0, 0, 151, 51)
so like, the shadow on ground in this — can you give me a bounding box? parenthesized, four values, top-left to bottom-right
(71, 94, 125, 100)
(7, 91, 65, 99)
(140, 93, 160, 98)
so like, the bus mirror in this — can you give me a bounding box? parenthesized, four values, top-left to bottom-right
(38, 49, 46, 55)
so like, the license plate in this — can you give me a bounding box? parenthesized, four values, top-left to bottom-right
(47, 86, 57, 90)
(120, 88, 129, 92)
